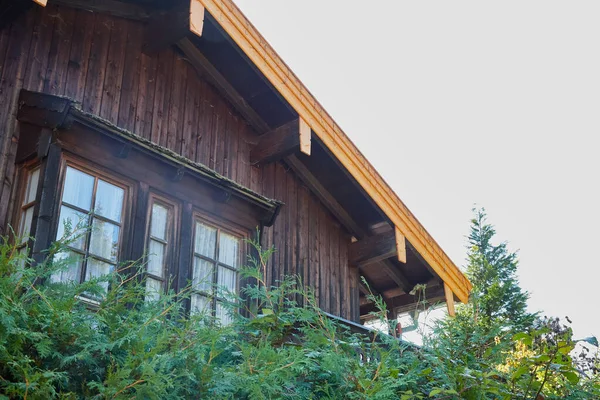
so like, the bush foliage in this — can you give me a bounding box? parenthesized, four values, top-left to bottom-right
(0, 228, 598, 399)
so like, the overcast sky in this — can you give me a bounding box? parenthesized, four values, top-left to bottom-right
(233, 0, 600, 339)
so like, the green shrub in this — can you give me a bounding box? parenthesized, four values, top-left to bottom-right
(0, 233, 597, 399)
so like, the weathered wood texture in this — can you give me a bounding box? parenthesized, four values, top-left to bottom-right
(0, 5, 358, 320)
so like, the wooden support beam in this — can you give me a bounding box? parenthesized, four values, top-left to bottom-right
(176, 38, 270, 134)
(284, 154, 363, 236)
(299, 117, 311, 156)
(143, 0, 204, 54)
(349, 231, 396, 267)
(251, 118, 310, 165)
(349, 228, 409, 293)
(395, 226, 406, 263)
(144, 1, 205, 53)
(380, 261, 412, 293)
(444, 282, 456, 317)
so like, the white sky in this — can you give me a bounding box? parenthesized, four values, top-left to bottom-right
(233, 0, 600, 339)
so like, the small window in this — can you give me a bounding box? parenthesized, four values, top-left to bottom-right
(145, 197, 177, 301)
(52, 164, 127, 294)
(191, 219, 241, 324)
(16, 166, 40, 260)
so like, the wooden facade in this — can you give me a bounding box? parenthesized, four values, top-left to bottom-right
(0, 0, 470, 324)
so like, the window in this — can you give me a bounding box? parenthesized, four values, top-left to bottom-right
(52, 164, 127, 294)
(17, 166, 40, 242)
(191, 219, 241, 324)
(145, 197, 177, 301)
(16, 166, 40, 263)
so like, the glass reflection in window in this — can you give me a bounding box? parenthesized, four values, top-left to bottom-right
(191, 220, 241, 324)
(52, 165, 126, 295)
(145, 201, 175, 301)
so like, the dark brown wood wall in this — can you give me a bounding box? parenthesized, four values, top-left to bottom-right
(0, 5, 359, 320)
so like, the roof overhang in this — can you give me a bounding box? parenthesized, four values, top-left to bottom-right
(194, 0, 471, 303)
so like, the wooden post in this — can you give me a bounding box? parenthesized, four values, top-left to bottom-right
(395, 226, 406, 264)
(31, 142, 61, 266)
(444, 282, 456, 317)
(190, 0, 205, 37)
(299, 117, 311, 156)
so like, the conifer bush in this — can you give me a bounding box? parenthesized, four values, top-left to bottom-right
(0, 229, 598, 399)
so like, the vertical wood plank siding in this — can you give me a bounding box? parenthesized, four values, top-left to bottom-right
(0, 6, 359, 320)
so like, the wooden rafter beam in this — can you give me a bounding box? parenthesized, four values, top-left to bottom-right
(250, 118, 310, 165)
(380, 261, 412, 293)
(143, 0, 205, 53)
(349, 231, 396, 267)
(349, 229, 407, 268)
(176, 38, 270, 134)
(284, 154, 362, 236)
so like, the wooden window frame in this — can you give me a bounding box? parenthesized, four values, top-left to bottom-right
(190, 211, 247, 320)
(144, 193, 180, 299)
(53, 154, 135, 287)
(14, 161, 42, 251)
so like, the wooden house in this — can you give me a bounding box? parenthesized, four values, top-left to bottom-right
(0, 0, 471, 325)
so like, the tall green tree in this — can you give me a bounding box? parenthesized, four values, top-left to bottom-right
(465, 208, 535, 330)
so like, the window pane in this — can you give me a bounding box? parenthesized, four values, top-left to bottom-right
(89, 218, 120, 261)
(147, 239, 165, 277)
(94, 179, 124, 223)
(24, 168, 40, 205)
(145, 277, 163, 302)
(216, 301, 232, 325)
(194, 222, 216, 258)
(218, 232, 239, 268)
(217, 266, 237, 298)
(192, 257, 214, 292)
(150, 203, 168, 240)
(51, 251, 82, 284)
(56, 206, 88, 250)
(85, 258, 114, 293)
(191, 294, 210, 316)
(63, 167, 94, 211)
(19, 207, 34, 242)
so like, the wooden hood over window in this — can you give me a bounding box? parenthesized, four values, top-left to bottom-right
(16, 89, 282, 229)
